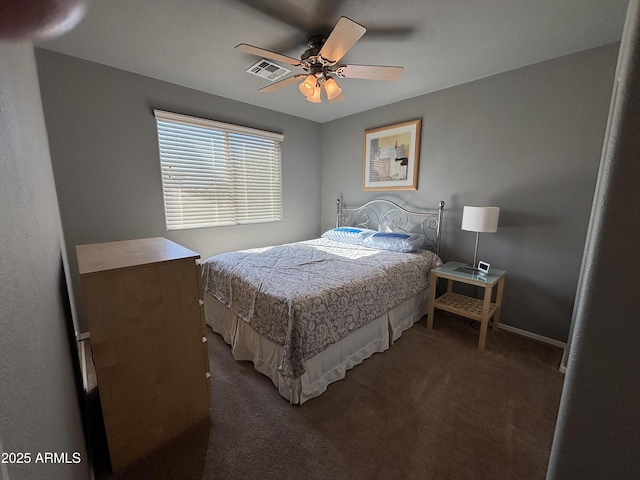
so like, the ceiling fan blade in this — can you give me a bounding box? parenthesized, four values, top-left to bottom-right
(318, 17, 366, 64)
(235, 43, 301, 67)
(334, 64, 404, 81)
(258, 74, 305, 93)
(231, 0, 342, 34)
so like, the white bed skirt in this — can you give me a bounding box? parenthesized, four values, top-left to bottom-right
(204, 289, 429, 404)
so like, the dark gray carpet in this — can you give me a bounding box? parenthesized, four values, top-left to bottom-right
(93, 313, 564, 480)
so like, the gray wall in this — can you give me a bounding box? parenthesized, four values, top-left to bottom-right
(34, 43, 618, 342)
(34, 49, 322, 332)
(320, 44, 619, 341)
(548, 1, 640, 477)
(0, 43, 88, 480)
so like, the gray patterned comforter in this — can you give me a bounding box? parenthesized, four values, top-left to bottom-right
(202, 238, 442, 383)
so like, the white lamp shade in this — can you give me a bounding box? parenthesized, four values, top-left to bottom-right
(461, 206, 500, 233)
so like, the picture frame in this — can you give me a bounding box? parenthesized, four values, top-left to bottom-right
(362, 119, 421, 191)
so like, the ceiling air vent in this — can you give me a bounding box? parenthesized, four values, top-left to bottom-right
(246, 59, 291, 82)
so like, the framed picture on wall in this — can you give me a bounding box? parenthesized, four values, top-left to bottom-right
(362, 119, 421, 191)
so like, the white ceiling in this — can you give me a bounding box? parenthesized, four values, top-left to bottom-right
(36, 0, 629, 123)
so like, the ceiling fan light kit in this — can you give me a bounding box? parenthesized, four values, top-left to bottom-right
(323, 77, 343, 101)
(236, 16, 403, 105)
(299, 73, 317, 96)
(306, 87, 322, 103)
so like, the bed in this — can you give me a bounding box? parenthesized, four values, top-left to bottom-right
(201, 199, 445, 404)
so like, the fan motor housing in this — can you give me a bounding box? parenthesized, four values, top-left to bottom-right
(301, 35, 326, 63)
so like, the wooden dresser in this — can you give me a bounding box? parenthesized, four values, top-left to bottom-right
(76, 237, 210, 471)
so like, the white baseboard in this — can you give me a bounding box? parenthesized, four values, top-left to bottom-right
(498, 323, 566, 348)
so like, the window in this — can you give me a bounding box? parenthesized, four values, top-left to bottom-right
(154, 109, 283, 230)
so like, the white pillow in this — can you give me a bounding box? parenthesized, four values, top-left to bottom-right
(321, 227, 376, 245)
(362, 232, 426, 252)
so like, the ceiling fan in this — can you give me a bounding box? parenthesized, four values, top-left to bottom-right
(236, 16, 404, 104)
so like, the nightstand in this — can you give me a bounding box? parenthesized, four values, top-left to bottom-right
(427, 261, 506, 349)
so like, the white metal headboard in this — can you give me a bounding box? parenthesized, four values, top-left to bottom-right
(336, 198, 445, 256)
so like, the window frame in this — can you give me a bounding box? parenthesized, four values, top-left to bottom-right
(154, 109, 284, 231)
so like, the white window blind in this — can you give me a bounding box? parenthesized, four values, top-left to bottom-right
(154, 110, 283, 230)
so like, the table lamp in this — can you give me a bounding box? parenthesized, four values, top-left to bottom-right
(461, 206, 500, 270)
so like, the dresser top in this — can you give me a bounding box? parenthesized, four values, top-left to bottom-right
(76, 237, 200, 275)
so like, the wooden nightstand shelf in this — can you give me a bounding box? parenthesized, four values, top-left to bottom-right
(427, 261, 506, 349)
